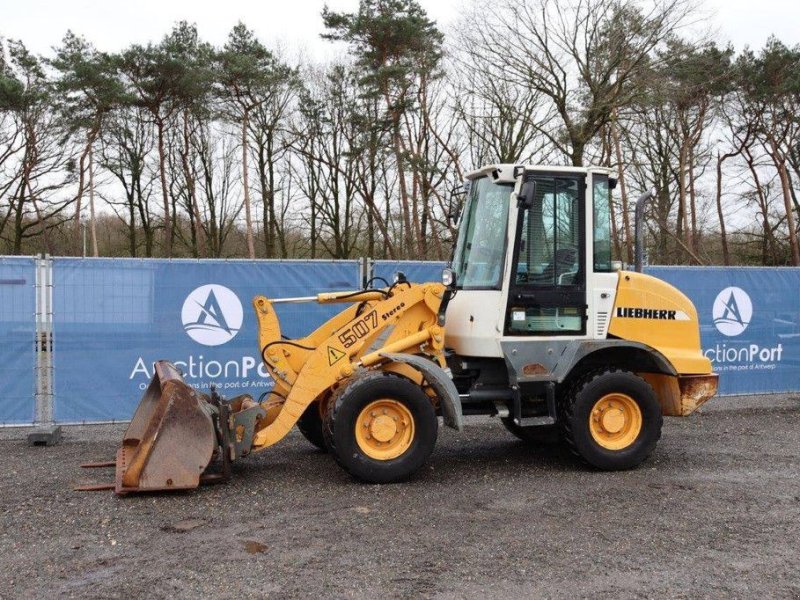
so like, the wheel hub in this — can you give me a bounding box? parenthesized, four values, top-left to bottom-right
(355, 399, 415, 460)
(589, 393, 643, 450)
(370, 415, 397, 442)
(601, 408, 625, 433)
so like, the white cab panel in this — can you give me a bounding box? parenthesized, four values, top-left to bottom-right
(444, 290, 506, 357)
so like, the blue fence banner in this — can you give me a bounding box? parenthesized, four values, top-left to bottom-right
(0, 257, 36, 424)
(52, 259, 360, 422)
(32, 258, 800, 423)
(373, 260, 446, 286)
(647, 267, 800, 396)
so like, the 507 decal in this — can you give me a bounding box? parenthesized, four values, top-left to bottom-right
(338, 311, 378, 348)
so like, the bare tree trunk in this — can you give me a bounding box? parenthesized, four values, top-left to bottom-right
(393, 126, 413, 257)
(19, 122, 54, 255)
(688, 145, 698, 254)
(768, 137, 800, 265)
(610, 117, 632, 263)
(267, 131, 279, 257)
(25, 178, 54, 255)
(182, 110, 206, 257)
(242, 111, 256, 259)
(156, 118, 172, 257)
(366, 200, 375, 257)
(676, 141, 692, 258)
(653, 214, 705, 265)
(715, 152, 730, 266)
(73, 127, 99, 253)
(777, 159, 800, 265)
(310, 194, 317, 258)
(745, 148, 778, 263)
(88, 144, 99, 257)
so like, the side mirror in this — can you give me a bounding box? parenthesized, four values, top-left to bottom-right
(448, 182, 467, 227)
(517, 180, 536, 209)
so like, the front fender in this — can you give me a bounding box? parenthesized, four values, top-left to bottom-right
(380, 353, 464, 432)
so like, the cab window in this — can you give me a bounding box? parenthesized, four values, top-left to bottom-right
(515, 178, 580, 287)
(451, 177, 512, 288)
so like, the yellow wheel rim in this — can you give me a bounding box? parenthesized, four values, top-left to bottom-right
(588, 393, 642, 450)
(355, 399, 415, 460)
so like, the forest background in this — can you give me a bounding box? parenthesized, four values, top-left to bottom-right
(2, 0, 800, 266)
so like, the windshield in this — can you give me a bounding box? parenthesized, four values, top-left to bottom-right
(451, 176, 512, 288)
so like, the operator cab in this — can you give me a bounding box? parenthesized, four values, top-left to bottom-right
(445, 164, 619, 358)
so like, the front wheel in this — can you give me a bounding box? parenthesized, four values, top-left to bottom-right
(560, 369, 662, 470)
(297, 402, 327, 451)
(323, 373, 438, 483)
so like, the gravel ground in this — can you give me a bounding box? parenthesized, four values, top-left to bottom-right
(1, 394, 799, 599)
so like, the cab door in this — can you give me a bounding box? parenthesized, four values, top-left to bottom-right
(505, 173, 587, 336)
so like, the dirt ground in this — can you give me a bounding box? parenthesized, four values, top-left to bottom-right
(1, 394, 799, 599)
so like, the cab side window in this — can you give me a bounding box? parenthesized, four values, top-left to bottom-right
(508, 176, 585, 336)
(515, 178, 580, 286)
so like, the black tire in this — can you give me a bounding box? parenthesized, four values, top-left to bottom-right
(322, 372, 438, 483)
(297, 403, 327, 451)
(560, 369, 662, 471)
(501, 419, 561, 445)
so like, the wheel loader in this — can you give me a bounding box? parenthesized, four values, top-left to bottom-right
(79, 164, 718, 494)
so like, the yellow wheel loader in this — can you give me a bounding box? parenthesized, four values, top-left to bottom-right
(79, 164, 718, 494)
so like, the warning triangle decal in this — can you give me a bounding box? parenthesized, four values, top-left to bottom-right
(327, 346, 346, 366)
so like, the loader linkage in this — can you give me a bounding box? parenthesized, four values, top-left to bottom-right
(78, 280, 453, 494)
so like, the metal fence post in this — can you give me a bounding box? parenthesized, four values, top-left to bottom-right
(44, 254, 54, 424)
(359, 256, 373, 288)
(28, 254, 59, 445)
(34, 254, 43, 424)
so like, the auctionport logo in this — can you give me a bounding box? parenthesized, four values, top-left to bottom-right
(181, 284, 243, 346)
(712, 286, 752, 337)
(705, 285, 783, 371)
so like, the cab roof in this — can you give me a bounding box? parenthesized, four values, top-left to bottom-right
(465, 164, 614, 183)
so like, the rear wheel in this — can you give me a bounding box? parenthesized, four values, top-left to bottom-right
(560, 369, 662, 470)
(501, 419, 561, 445)
(297, 402, 326, 451)
(323, 373, 438, 483)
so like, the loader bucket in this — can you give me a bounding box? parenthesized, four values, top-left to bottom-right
(113, 361, 217, 494)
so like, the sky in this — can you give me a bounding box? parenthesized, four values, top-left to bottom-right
(2, 0, 798, 60)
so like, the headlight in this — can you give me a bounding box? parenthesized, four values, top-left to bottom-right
(442, 268, 456, 288)
(393, 271, 407, 285)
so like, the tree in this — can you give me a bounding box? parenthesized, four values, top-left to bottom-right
(0, 40, 72, 254)
(50, 31, 125, 255)
(98, 104, 156, 256)
(216, 23, 294, 259)
(323, 0, 444, 257)
(656, 39, 733, 255)
(736, 39, 800, 265)
(458, 0, 694, 167)
(118, 23, 203, 256)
